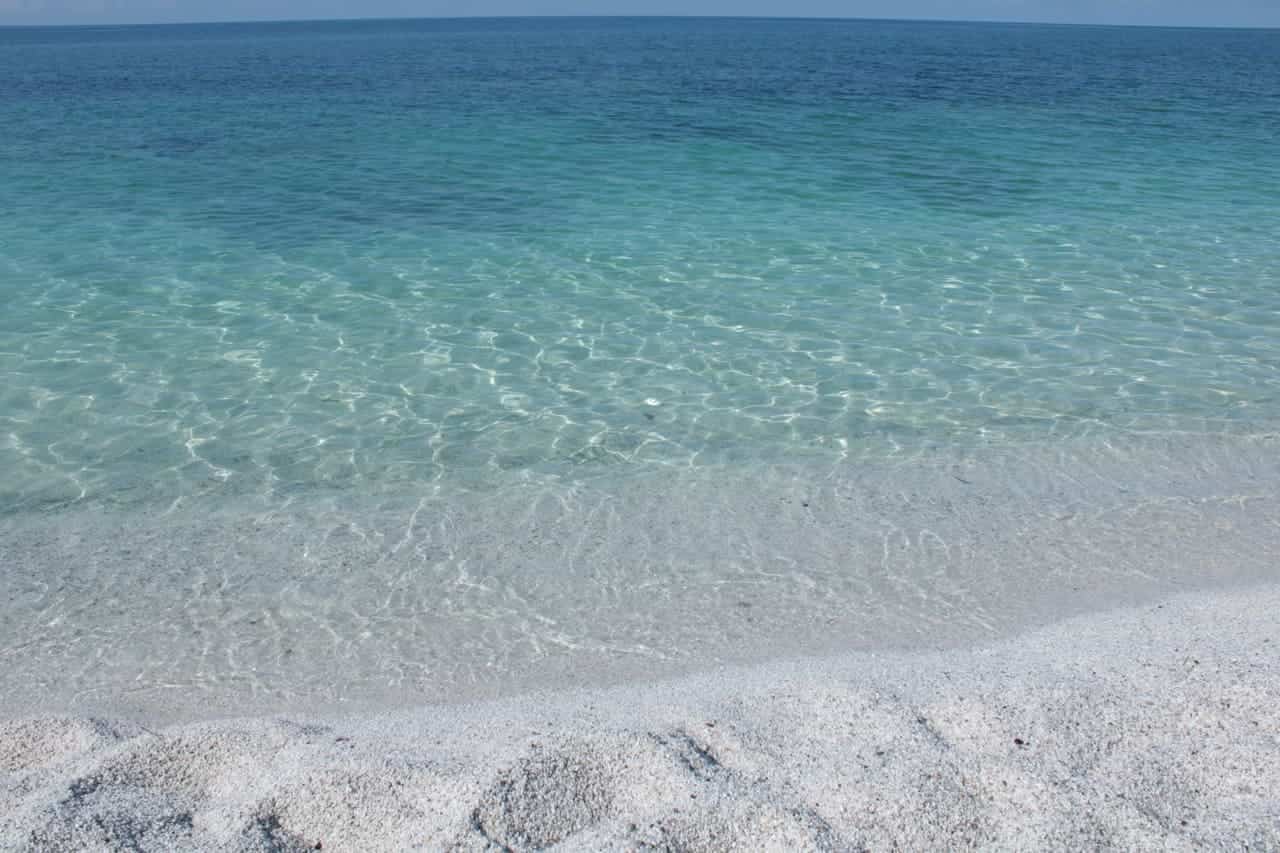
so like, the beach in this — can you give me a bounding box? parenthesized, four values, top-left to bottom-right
(3, 434, 1278, 849)
(4, 16, 1280, 850)
(4, 583, 1278, 850)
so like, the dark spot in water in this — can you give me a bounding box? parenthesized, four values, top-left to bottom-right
(141, 135, 206, 157)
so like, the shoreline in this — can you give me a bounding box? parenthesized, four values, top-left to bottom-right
(4, 15, 1280, 850)
(4, 581, 1278, 849)
(3, 431, 1279, 724)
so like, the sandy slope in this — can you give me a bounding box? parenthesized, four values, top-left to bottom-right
(2, 583, 1278, 851)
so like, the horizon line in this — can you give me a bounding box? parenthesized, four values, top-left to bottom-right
(2, 14, 1279, 32)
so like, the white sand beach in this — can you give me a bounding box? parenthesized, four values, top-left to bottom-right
(3, 582, 1277, 851)
(5, 11, 1280, 852)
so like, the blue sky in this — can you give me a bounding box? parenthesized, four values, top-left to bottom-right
(2, 0, 1279, 27)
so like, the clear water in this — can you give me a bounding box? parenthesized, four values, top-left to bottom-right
(2, 19, 1279, 719)
(3, 18, 1279, 511)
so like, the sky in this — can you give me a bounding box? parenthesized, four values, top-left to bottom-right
(1, 0, 1279, 28)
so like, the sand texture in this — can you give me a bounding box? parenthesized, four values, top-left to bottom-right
(2, 583, 1278, 851)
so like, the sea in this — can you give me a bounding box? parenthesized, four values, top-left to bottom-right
(2, 17, 1278, 720)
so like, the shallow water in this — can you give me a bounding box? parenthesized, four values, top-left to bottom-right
(3, 434, 1278, 722)
(1, 18, 1279, 718)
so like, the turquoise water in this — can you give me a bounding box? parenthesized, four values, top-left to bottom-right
(2, 18, 1279, 512)
(2, 19, 1280, 718)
